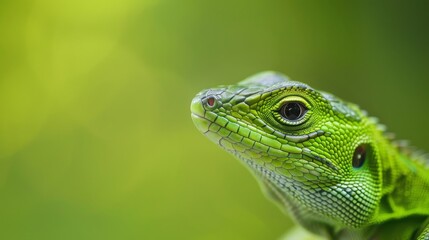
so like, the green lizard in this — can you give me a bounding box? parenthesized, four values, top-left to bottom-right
(190, 72, 429, 240)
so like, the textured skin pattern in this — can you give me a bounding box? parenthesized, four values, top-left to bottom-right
(191, 72, 429, 239)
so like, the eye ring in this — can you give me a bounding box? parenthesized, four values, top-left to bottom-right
(279, 102, 307, 121)
(271, 96, 312, 127)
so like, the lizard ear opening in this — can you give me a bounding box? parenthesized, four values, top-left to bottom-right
(352, 144, 368, 168)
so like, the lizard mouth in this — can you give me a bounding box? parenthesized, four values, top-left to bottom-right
(190, 95, 212, 133)
(191, 94, 337, 173)
(191, 113, 210, 133)
(301, 148, 338, 171)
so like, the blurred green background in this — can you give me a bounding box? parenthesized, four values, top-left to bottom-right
(1, 1, 428, 239)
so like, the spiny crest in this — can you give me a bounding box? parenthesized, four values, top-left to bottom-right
(361, 109, 429, 168)
(238, 71, 310, 90)
(379, 124, 429, 168)
(392, 139, 429, 168)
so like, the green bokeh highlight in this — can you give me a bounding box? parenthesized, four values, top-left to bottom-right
(1, 1, 428, 239)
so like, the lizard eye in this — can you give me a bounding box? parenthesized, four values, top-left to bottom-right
(279, 102, 307, 121)
(352, 144, 367, 168)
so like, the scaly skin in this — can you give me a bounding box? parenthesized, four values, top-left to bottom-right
(190, 72, 429, 240)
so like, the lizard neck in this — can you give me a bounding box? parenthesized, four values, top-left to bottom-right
(372, 133, 429, 224)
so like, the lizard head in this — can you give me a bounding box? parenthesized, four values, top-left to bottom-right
(191, 72, 382, 230)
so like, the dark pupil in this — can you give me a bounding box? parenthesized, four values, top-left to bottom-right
(352, 145, 366, 168)
(282, 102, 302, 120)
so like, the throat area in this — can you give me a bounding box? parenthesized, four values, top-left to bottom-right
(233, 150, 378, 229)
(240, 156, 344, 230)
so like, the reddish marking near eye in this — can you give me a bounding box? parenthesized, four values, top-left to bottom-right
(207, 97, 215, 107)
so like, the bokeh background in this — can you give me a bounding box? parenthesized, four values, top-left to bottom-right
(1, 1, 428, 239)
